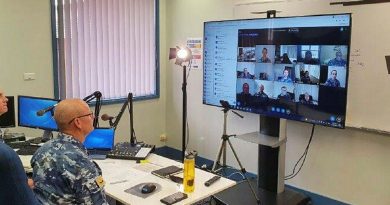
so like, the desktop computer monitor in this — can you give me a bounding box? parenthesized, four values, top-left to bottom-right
(18, 95, 60, 131)
(0, 96, 15, 128)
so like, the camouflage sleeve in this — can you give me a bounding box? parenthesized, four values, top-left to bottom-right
(60, 152, 108, 205)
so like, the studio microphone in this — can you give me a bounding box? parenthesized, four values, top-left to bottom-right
(101, 114, 115, 121)
(36, 104, 58, 116)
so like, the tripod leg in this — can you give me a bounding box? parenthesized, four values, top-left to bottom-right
(226, 139, 261, 204)
(212, 139, 226, 172)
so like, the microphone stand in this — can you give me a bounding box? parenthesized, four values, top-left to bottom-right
(212, 101, 261, 204)
(212, 101, 244, 171)
(110, 93, 136, 145)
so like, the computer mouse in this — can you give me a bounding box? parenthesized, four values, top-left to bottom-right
(141, 183, 156, 194)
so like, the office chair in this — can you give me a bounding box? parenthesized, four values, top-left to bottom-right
(299, 94, 313, 101)
(0, 143, 39, 205)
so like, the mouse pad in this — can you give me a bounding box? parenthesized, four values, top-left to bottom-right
(124, 182, 161, 198)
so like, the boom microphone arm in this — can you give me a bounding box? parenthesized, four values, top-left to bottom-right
(111, 93, 130, 129)
(110, 93, 136, 145)
(83, 91, 102, 128)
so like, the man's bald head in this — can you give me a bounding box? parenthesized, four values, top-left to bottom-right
(54, 99, 91, 132)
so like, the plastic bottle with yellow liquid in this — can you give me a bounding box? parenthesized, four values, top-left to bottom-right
(183, 152, 196, 193)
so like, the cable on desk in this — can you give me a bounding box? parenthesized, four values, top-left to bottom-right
(184, 61, 192, 153)
(226, 171, 245, 180)
(285, 124, 315, 180)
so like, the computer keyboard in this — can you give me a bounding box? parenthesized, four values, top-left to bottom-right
(27, 137, 43, 144)
(7, 141, 41, 155)
(107, 142, 155, 160)
(16, 145, 40, 155)
(7, 141, 30, 149)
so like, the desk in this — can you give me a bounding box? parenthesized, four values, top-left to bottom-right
(20, 153, 236, 205)
(97, 154, 236, 205)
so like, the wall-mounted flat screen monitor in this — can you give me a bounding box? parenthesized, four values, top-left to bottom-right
(0, 96, 15, 128)
(18, 95, 60, 131)
(203, 14, 351, 128)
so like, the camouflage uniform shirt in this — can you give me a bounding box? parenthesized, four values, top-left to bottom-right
(31, 133, 108, 205)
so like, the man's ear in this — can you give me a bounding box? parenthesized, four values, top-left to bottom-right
(74, 118, 82, 129)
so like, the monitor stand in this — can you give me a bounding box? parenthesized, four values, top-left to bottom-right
(213, 115, 310, 205)
(42, 130, 53, 142)
(258, 115, 286, 193)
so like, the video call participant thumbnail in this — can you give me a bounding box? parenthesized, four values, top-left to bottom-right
(328, 50, 347, 67)
(259, 47, 271, 63)
(279, 68, 293, 83)
(277, 86, 294, 101)
(239, 68, 253, 79)
(236, 83, 252, 107)
(299, 92, 313, 105)
(252, 84, 269, 108)
(325, 70, 340, 87)
(300, 50, 319, 65)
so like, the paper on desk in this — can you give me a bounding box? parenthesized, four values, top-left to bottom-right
(132, 163, 160, 173)
(19, 155, 32, 167)
(102, 167, 149, 184)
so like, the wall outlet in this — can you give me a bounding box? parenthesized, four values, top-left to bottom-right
(160, 134, 167, 142)
(23, 73, 36, 80)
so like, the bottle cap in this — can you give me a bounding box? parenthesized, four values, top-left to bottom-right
(185, 150, 197, 159)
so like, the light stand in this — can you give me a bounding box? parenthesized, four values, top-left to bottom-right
(169, 46, 192, 162)
(212, 100, 261, 204)
(181, 65, 187, 162)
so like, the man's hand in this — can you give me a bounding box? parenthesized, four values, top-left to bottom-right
(28, 178, 35, 189)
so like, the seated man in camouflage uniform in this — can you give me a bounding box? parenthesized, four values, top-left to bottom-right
(31, 99, 108, 205)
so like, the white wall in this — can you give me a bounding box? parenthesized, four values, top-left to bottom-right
(164, 0, 390, 204)
(0, 0, 167, 147)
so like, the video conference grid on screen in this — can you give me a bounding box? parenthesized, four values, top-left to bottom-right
(203, 14, 351, 128)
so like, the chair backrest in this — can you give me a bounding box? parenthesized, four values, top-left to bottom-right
(0, 143, 39, 205)
(299, 94, 313, 102)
